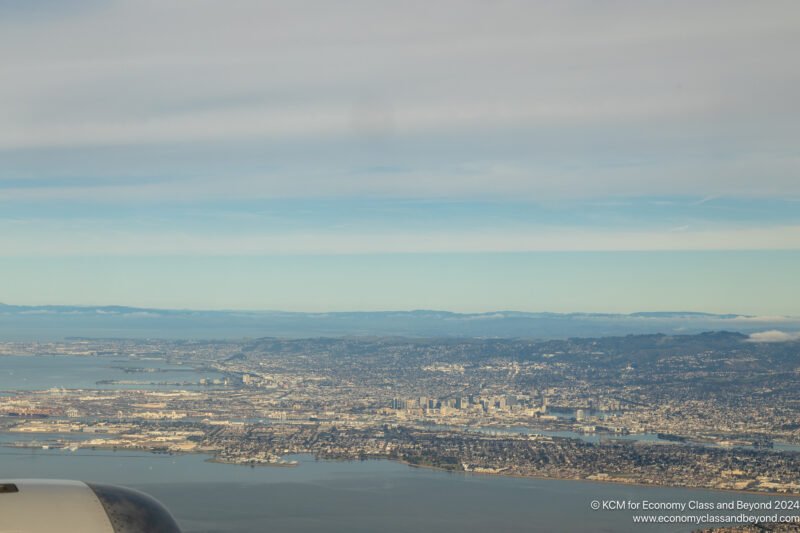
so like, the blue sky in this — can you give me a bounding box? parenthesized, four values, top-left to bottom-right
(1, 1, 799, 313)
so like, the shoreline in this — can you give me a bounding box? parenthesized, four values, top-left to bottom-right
(388, 457, 800, 499)
(2, 436, 798, 499)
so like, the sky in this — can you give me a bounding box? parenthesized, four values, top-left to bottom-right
(1, 1, 799, 314)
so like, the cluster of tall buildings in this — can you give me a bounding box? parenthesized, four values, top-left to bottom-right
(391, 395, 534, 413)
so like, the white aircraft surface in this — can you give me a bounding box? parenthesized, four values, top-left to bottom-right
(0, 480, 181, 533)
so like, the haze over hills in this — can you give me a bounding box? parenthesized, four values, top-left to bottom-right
(0, 303, 797, 341)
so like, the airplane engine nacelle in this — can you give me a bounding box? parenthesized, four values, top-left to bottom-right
(0, 480, 181, 533)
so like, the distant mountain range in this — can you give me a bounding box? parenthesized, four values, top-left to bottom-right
(1, 303, 797, 341)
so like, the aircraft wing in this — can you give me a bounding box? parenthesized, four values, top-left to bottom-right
(0, 480, 181, 533)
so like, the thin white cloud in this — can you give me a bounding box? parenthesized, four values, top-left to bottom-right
(747, 330, 800, 343)
(2, 225, 800, 256)
(3, 151, 800, 202)
(733, 315, 799, 324)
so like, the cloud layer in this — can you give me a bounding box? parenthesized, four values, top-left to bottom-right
(747, 330, 800, 343)
(2, 0, 800, 201)
(3, 224, 800, 256)
(2, 1, 800, 315)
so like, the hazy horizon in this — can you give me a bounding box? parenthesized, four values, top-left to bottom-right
(0, 300, 796, 317)
(2, 301, 799, 342)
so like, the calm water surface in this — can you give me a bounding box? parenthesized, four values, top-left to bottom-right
(1, 447, 798, 533)
(0, 355, 223, 390)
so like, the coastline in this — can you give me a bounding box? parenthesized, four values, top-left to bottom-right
(2, 435, 798, 498)
(391, 457, 800, 499)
